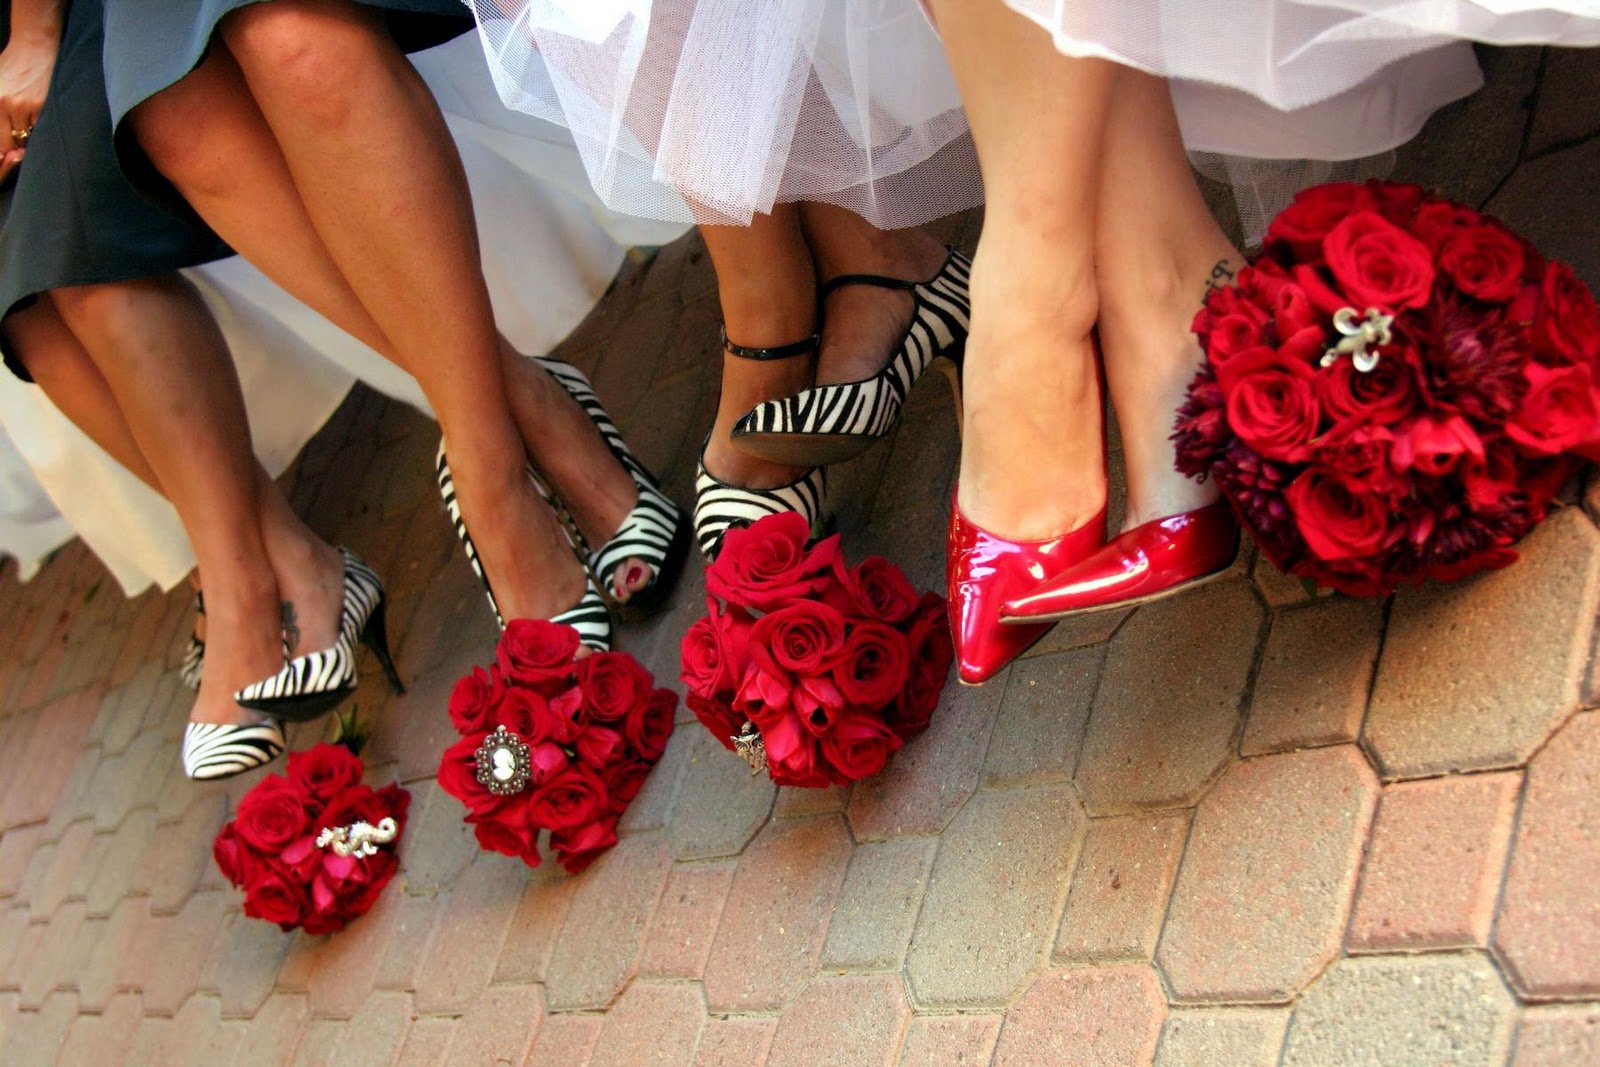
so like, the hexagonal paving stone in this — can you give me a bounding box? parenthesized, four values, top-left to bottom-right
(1158, 746, 1378, 1003)
(1055, 812, 1188, 964)
(666, 731, 776, 862)
(1282, 953, 1516, 1066)
(820, 839, 934, 972)
(992, 965, 1166, 1067)
(1075, 581, 1264, 814)
(544, 832, 673, 1010)
(588, 981, 706, 1067)
(702, 815, 852, 1013)
(1366, 508, 1600, 778)
(906, 785, 1085, 1009)
(982, 646, 1103, 788)
(1513, 1005, 1600, 1066)
(1155, 1007, 1290, 1067)
(766, 974, 911, 1067)
(1243, 596, 1382, 756)
(1496, 713, 1600, 997)
(412, 854, 527, 1014)
(897, 1015, 1002, 1067)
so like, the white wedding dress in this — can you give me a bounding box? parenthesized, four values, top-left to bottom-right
(0, 34, 686, 594)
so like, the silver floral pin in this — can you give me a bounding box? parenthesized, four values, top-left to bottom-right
(1320, 306, 1394, 373)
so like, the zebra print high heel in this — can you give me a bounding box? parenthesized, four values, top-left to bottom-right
(694, 436, 828, 562)
(233, 548, 404, 722)
(179, 590, 205, 691)
(181, 718, 285, 781)
(435, 445, 613, 650)
(730, 248, 971, 466)
(533, 356, 692, 621)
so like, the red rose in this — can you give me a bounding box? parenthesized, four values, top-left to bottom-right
(1412, 200, 1486, 251)
(529, 741, 570, 786)
(1218, 348, 1321, 463)
(437, 734, 501, 816)
(1265, 182, 1376, 259)
(680, 599, 753, 698)
(829, 622, 911, 709)
(601, 758, 653, 813)
(826, 556, 921, 625)
(574, 725, 627, 770)
(242, 860, 308, 929)
(468, 805, 541, 865)
(1315, 345, 1421, 427)
(528, 764, 609, 831)
(496, 619, 580, 685)
(285, 744, 362, 803)
(890, 598, 952, 740)
(1390, 414, 1485, 476)
(1313, 420, 1396, 485)
(212, 824, 261, 888)
(820, 713, 902, 781)
(1287, 468, 1394, 562)
(706, 511, 832, 611)
(749, 601, 847, 677)
(1532, 261, 1600, 365)
(734, 664, 795, 722)
(1369, 181, 1427, 227)
(686, 692, 745, 752)
(1323, 211, 1436, 311)
(448, 664, 505, 735)
(758, 712, 834, 789)
(552, 816, 620, 874)
(1438, 225, 1525, 303)
(1507, 362, 1600, 457)
(495, 688, 576, 745)
(623, 688, 676, 762)
(1272, 282, 1320, 341)
(233, 776, 311, 854)
(577, 652, 652, 724)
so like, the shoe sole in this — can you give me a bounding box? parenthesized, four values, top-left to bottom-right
(997, 560, 1236, 625)
(237, 684, 357, 723)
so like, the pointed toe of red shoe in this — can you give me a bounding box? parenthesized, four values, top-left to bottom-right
(1000, 500, 1238, 622)
(947, 494, 1104, 685)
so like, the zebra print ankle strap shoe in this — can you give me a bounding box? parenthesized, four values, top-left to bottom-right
(435, 445, 613, 650)
(533, 357, 692, 622)
(233, 548, 404, 722)
(179, 591, 205, 691)
(182, 718, 285, 781)
(730, 248, 971, 467)
(694, 439, 828, 562)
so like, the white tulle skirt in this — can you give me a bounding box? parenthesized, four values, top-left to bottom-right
(466, 0, 983, 226)
(1006, 1, 1598, 114)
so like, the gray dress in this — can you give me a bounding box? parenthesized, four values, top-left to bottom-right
(101, 0, 472, 215)
(0, 0, 231, 381)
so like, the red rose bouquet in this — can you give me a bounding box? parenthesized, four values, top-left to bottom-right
(681, 512, 952, 787)
(1175, 180, 1600, 596)
(213, 741, 409, 935)
(437, 620, 676, 873)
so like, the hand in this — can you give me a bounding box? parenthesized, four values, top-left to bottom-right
(0, 26, 61, 185)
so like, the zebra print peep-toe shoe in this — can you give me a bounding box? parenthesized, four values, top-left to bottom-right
(182, 718, 285, 781)
(179, 591, 205, 691)
(694, 438, 828, 562)
(233, 548, 404, 721)
(435, 446, 613, 650)
(731, 248, 971, 466)
(534, 357, 692, 621)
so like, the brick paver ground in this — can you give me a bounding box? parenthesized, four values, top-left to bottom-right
(2, 44, 1599, 1067)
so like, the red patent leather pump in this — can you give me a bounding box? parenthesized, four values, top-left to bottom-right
(946, 492, 1105, 685)
(999, 500, 1238, 623)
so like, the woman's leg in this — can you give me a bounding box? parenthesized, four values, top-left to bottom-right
(1094, 69, 1237, 529)
(42, 276, 341, 723)
(128, 16, 639, 611)
(926, 0, 1113, 541)
(698, 207, 819, 488)
(797, 202, 948, 385)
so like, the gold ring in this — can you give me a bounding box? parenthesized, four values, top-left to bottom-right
(10, 128, 29, 147)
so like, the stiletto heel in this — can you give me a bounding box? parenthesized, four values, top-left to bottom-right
(532, 357, 692, 621)
(435, 445, 613, 650)
(731, 248, 971, 466)
(359, 598, 406, 695)
(233, 548, 393, 721)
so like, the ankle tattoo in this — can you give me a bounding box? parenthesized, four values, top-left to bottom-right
(280, 601, 300, 655)
(1202, 258, 1238, 302)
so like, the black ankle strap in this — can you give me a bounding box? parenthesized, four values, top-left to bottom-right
(720, 326, 820, 361)
(818, 273, 919, 299)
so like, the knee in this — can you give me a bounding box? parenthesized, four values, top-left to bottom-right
(130, 80, 232, 198)
(219, 1, 382, 128)
(48, 282, 158, 342)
